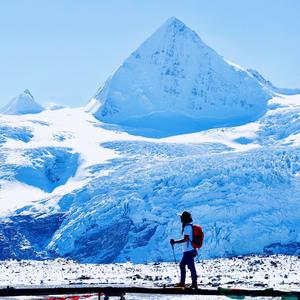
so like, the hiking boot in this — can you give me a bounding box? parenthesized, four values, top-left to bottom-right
(175, 282, 185, 288)
(190, 282, 198, 289)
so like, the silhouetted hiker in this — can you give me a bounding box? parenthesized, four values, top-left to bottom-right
(170, 211, 198, 288)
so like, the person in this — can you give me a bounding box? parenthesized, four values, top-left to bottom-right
(170, 211, 198, 288)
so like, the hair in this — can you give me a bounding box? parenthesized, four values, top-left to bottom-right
(181, 211, 193, 234)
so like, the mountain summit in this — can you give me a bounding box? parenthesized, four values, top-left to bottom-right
(0, 89, 44, 115)
(86, 17, 271, 137)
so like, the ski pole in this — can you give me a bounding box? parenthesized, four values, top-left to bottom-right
(171, 244, 180, 279)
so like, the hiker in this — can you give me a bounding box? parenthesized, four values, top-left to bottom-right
(170, 211, 198, 288)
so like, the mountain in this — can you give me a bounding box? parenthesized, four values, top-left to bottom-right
(86, 17, 271, 137)
(0, 18, 300, 264)
(0, 89, 44, 115)
(248, 69, 300, 95)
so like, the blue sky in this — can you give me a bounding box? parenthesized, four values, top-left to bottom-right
(0, 0, 299, 107)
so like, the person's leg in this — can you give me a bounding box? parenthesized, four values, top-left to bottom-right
(186, 251, 197, 284)
(179, 252, 188, 283)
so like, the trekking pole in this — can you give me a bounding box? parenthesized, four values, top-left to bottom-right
(171, 244, 177, 264)
(171, 244, 180, 279)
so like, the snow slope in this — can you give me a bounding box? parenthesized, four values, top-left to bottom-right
(0, 89, 44, 115)
(0, 93, 300, 263)
(86, 18, 271, 137)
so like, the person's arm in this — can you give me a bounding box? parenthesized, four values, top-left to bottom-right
(170, 235, 190, 245)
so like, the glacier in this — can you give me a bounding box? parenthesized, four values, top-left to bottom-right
(0, 18, 300, 264)
(0, 94, 300, 263)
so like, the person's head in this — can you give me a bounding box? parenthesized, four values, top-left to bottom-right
(179, 211, 193, 224)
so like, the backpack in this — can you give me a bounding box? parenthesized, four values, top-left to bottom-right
(190, 224, 204, 249)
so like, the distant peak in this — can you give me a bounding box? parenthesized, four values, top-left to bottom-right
(0, 89, 44, 115)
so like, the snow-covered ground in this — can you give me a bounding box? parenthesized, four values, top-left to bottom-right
(0, 255, 299, 299)
(2, 255, 300, 288)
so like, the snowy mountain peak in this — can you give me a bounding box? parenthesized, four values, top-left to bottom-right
(152, 17, 206, 51)
(0, 89, 44, 115)
(158, 17, 205, 46)
(165, 16, 184, 26)
(161, 16, 189, 33)
(23, 89, 33, 96)
(86, 18, 271, 137)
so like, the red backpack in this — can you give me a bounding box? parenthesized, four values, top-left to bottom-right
(190, 224, 204, 249)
